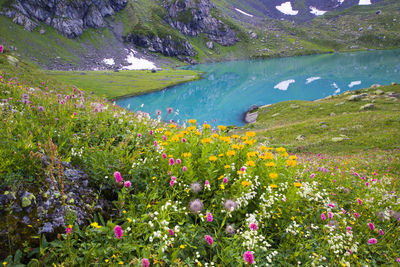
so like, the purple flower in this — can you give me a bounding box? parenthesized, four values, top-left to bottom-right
(206, 212, 213, 222)
(328, 212, 333, 219)
(243, 251, 254, 264)
(190, 182, 202, 193)
(368, 222, 375, 231)
(368, 238, 377, 245)
(141, 258, 150, 267)
(204, 235, 213, 245)
(379, 229, 384, 235)
(224, 199, 237, 212)
(167, 107, 173, 114)
(114, 171, 123, 183)
(310, 173, 315, 179)
(156, 109, 162, 116)
(176, 158, 181, 164)
(183, 166, 187, 172)
(124, 181, 131, 188)
(249, 223, 258, 231)
(114, 225, 123, 239)
(226, 224, 235, 235)
(0, 45, 3, 53)
(189, 199, 204, 214)
(354, 212, 360, 218)
(358, 199, 362, 205)
(37, 106, 45, 112)
(321, 213, 326, 221)
(169, 158, 175, 166)
(162, 153, 167, 159)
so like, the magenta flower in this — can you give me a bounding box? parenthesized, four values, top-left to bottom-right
(223, 177, 228, 184)
(321, 213, 326, 221)
(207, 212, 213, 222)
(124, 181, 131, 188)
(397, 258, 400, 263)
(243, 251, 254, 264)
(66, 226, 72, 235)
(379, 229, 384, 235)
(249, 223, 258, 231)
(176, 158, 181, 164)
(167, 107, 173, 114)
(171, 176, 177, 181)
(169, 229, 174, 236)
(141, 258, 150, 267)
(170, 180, 175, 187)
(137, 133, 142, 138)
(114, 225, 123, 239)
(183, 166, 187, 172)
(204, 235, 213, 245)
(368, 238, 377, 245)
(114, 171, 123, 183)
(328, 212, 333, 219)
(182, 138, 186, 143)
(368, 222, 375, 230)
(354, 212, 360, 218)
(0, 45, 3, 53)
(169, 158, 175, 166)
(150, 130, 153, 135)
(358, 198, 362, 205)
(154, 141, 157, 147)
(205, 180, 210, 185)
(310, 173, 315, 179)
(162, 153, 167, 159)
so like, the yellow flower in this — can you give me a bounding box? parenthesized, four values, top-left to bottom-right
(270, 184, 278, 189)
(218, 153, 224, 157)
(187, 126, 196, 131)
(220, 184, 225, 190)
(105, 259, 109, 263)
(183, 152, 192, 158)
(289, 155, 298, 160)
(241, 181, 252, 187)
(169, 124, 177, 128)
(246, 160, 255, 167)
(27, 224, 33, 228)
(3, 262, 7, 267)
(147, 204, 152, 208)
(164, 131, 172, 136)
(241, 136, 248, 141)
(282, 152, 289, 157)
(127, 218, 132, 223)
(245, 131, 256, 137)
(157, 127, 164, 132)
(231, 135, 240, 139)
(118, 261, 124, 265)
(203, 124, 211, 129)
(286, 160, 297, 167)
(269, 173, 278, 179)
(122, 210, 126, 214)
(188, 119, 197, 124)
(294, 182, 302, 188)
(226, 150, 236, 157)
(224, 165, 230, 169)
(197, 262, 202, 266)
(91, 222, 101, 229)
(201, 138, 211, 144)
(195, 131, 202, 136)
(276, 147, 286, 152)
(247, 151, 257, 158)
(245, 140, 256, 145)
(209, 156, 217, 161)
(259, 152, 274, 160)
(218, 125, 227, 130)
(265, 162, 276, 167)
(180, 244, 187, 249)
(237, 170, 245, 175)
(219, 136, 231, 143)
(212, 133, 219, 138)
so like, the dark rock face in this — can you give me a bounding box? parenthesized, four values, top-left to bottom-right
(0, 0, 127, 38)
(124, 34, 197, 58)
(163, 0, 237, 46)
(0, 156, 111, 255)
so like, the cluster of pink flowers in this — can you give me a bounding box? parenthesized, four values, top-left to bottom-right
(204, 235, 213, 245)
(170, 176, 176, 187)
(114, 225, 123, 239)
(114, 171, 131, 188)
(0, 45, 3, 53)
(243, 251, 254, 264)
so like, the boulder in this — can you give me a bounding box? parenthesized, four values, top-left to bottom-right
(206, 41, 214, 49)
(347, 95, 363, 101)
(359, 103, 374, 110)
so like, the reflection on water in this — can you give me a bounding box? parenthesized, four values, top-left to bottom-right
(117, 49, 400, 126)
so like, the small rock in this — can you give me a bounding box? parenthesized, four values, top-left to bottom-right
(330, 112, 336, 116)
(376, 10, 382, 15)
(370, 84, 382, 89)
(320, 124, 328, 129)
(296, 135, 305, 141)
(374, 89, 385, 95)
(272, 113, 280, 117)
(347, 95, 363, 101)
(332, 137, 344, 142)
(290, 104, 300, 109)
(360, 103, 374, 110)
(249, 32, 258, 39)
(39, 28, 46, 34)
(340, 128, 347, 131)
(335, 102, 345, 106)
(206, 41, 214, 49)
(358, 27, 364, 32)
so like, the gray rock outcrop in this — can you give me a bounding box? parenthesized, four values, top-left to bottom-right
(163, 0, 237, 46)
(0, 0, 127, 38)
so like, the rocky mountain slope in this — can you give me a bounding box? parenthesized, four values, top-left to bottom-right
(0, 0, 399, 70)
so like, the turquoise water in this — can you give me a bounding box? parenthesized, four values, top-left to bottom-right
(117, 49, 400, 126)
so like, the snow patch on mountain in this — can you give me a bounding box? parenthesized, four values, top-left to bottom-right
(276, 2, 298, 16)
(235, 8, 254, 17)
(310, 6, 327, 16)
(359, 0, 371, 5)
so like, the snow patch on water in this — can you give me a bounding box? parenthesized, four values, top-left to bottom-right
(306, 77, 321, 84)
(359, 0, 371, 5)
(348, 81, 362, 88)
(338, 0, 345, 4)
(122, 49, 157, 70)
(103, 58, 115, 66)
(276, 2, 299, 16)
(310, 6, 327, 16)
(274, 79, 295, 90)
(332, 82, 341, 95)
(235, 8, 254, 17)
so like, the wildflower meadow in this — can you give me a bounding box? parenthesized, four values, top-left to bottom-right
(0, 61, 399, 266)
